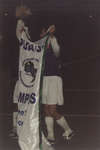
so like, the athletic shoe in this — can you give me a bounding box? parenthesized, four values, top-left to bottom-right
(47, 139, 55, 145)
(63, 130, 74, 140)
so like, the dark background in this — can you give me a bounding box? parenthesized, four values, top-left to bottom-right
(0, 0, 100, 115)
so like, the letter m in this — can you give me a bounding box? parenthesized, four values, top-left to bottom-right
(18, 92, 25, 103)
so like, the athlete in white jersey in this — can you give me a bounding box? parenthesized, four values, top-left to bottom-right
(16, 5, 56, 150)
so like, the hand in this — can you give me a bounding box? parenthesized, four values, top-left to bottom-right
(40, 28, 47, 38)
(16, 5, 32, 18)
(47, 25, 55, 34)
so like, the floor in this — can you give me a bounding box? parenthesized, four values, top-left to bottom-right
(0, 114, 100, 150)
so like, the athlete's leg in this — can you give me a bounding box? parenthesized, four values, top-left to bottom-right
(44, 105, 55, 142)
(48, 105, 73, 140)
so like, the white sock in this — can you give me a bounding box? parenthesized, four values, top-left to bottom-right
(56, 116, 72, 136)
(13, 112, 18, 133)
(45, 117, 55, 140)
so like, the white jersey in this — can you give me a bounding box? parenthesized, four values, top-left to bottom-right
(16, 19, 49, 150)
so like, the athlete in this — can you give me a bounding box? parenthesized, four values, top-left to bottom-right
(15, 6, 56, 150)
(41, 28, 74, 144)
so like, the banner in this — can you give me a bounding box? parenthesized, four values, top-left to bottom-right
(17, 31, 49, 150)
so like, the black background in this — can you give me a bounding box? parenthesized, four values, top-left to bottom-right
(0, 0, 100, 115)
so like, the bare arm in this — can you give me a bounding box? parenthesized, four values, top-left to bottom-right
(16, 5, 31, 40)
(16, 19, 25, 40)
(40, 25, 56, 38)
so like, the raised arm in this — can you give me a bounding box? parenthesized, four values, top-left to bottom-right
(40, 25, 56, 38)
(15, 5, 32, 40)
(16, 19, 25, 40)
